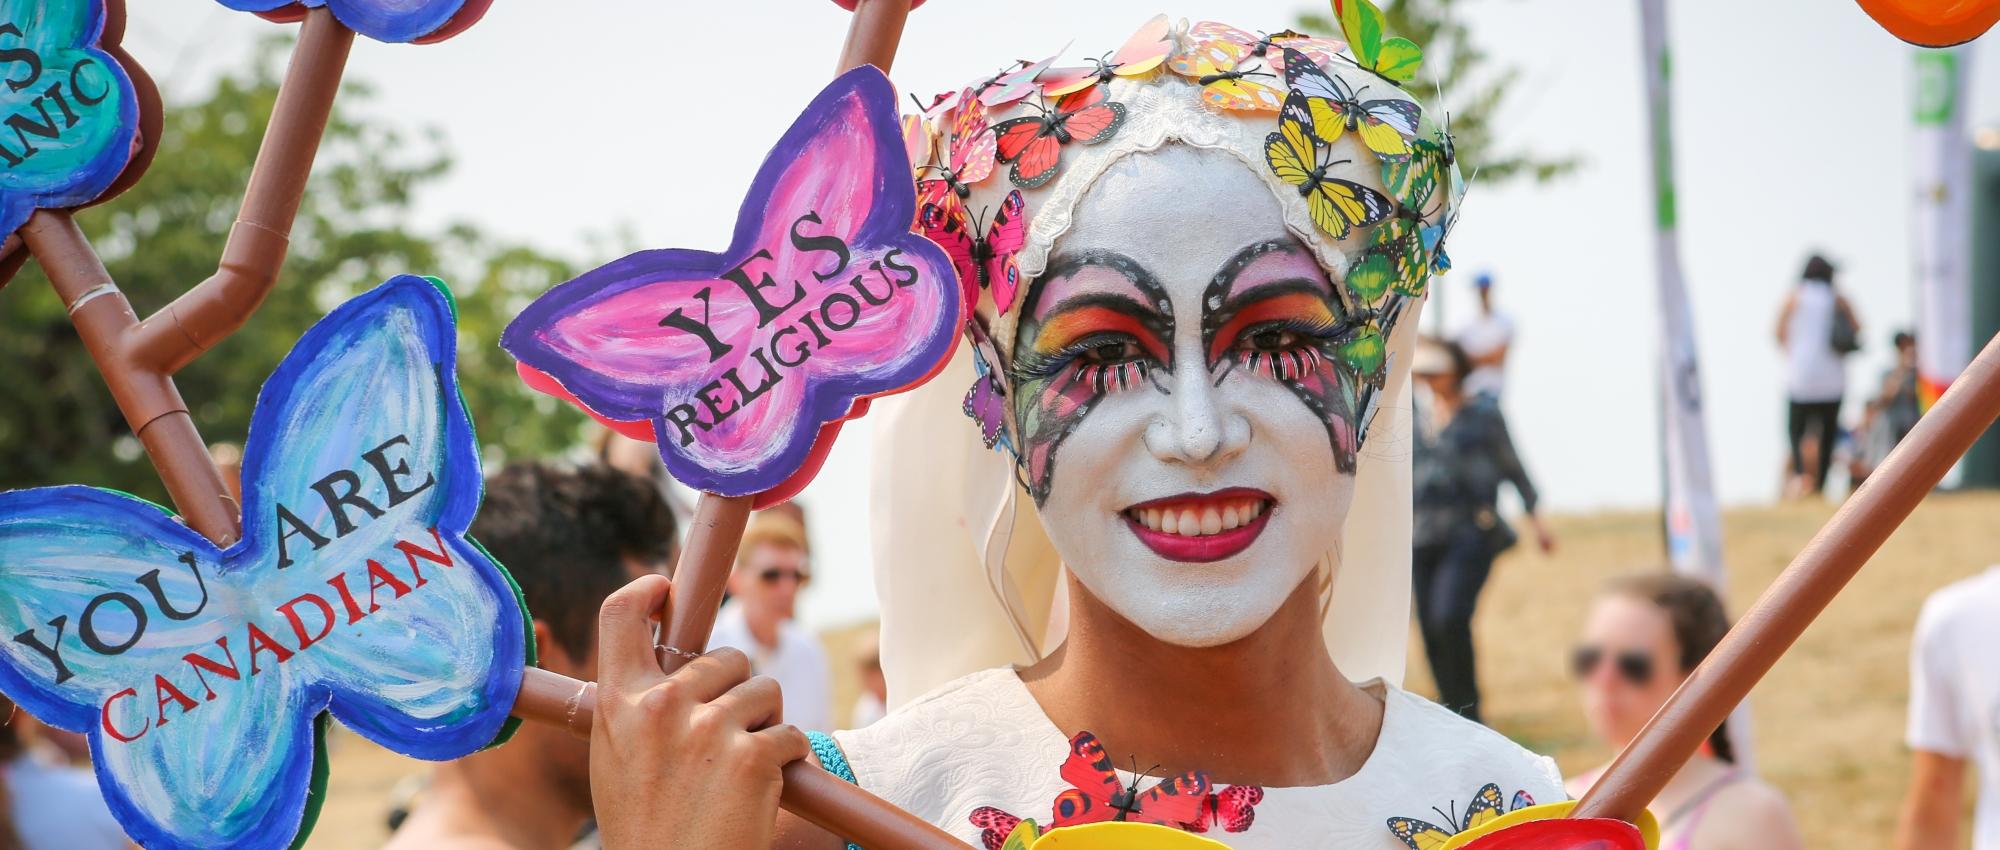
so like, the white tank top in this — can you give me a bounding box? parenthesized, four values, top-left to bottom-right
(1784, 283, 1846, 403)
(833, 668, 1565, 849)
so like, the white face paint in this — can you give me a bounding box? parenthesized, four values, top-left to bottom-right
(1010, 146, 1362, 648)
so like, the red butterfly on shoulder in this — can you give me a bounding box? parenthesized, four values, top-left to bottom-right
(992, 88, 1127, 189)
(1051, 731, 1211, 827)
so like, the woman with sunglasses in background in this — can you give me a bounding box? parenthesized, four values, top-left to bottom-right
(1566, 574, 1805, 850)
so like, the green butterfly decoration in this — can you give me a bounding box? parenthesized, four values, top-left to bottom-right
(1002, 819, 1044, 850)
(1335, 0, 1424, 84)
(1336, 325, 1387, 384)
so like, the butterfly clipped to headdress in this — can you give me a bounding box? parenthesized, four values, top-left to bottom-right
(922, 189, 1026, 313)
(993, 87, 1127, 189)
(0, 276, 530, 850)
(916, 94, 998, 228)
(1043, 14, 1174, 97)
(1331, 0, 1424, 84)
(1388, 783, 1535, 850)
(1187, 21, 1342, 74)
(1167, 39, 1285, 113)
(503, 66, 962, 504)
(1354, 134, 1452, 300)
(902, 113, 936, 176)
(962, 329, 1016, 458)
(976, 53, 1061, 108)
(1264, 92, 1395, 242)
(1282, 47, 1422, 162)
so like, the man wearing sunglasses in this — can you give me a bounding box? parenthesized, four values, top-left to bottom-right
(710, 511, 832, 732)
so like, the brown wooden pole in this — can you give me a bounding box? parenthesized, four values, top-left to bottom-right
(1575, 331, 2000, 821)
(836, 0, 913, 74)
(128, 7, 355, 374)
(19, 9, 356, 547)
(653, 492, 755, 674)
(19, 211, 240, 544)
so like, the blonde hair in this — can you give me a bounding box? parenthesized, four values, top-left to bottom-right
(735, 512, 811, 570)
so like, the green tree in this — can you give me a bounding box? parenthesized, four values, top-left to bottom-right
(0, 37, 586, 502)
(1299, 0, 1580, 185)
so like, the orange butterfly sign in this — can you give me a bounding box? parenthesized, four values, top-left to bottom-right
(1168, 40, 1284, 112)
(1855, 0, 2000, 46)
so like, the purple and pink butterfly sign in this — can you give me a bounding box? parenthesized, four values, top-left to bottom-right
(503, 65, 964, 504)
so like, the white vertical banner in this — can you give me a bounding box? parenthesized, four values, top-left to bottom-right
(1638, 0, 1750, 767)
(1638, 0, 1725, 584)
(1912, 47, 1973, 409)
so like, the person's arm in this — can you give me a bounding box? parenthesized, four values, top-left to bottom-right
(1775, 292, 1796, 346)
(1895, 750, 1968, 850)
(1468, 340, 1509, 368)
(1897, 594, 1971, 850)
(589, 575, 811, 850)
(1487, 408, 1553, 553)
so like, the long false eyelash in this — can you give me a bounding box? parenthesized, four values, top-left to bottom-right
(1077, 359, 1152, 394)
(1227, 315, 1347, 383)
(1236, 346, 1325, 383)
(1009, 336, 1121, 383)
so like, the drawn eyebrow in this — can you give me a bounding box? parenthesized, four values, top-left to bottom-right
(1205, 239, 1308, 303)
(1200, 240, 1342, 344)
(1032, 249, 1173, 318)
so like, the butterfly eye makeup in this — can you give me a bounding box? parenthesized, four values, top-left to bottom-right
(1201, 239, 1364, 473)
(1009, 250, 1176, 505)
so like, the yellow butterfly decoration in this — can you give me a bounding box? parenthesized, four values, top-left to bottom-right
(1168, 40, 1284, 113)
(1263, 91, 1395, 241)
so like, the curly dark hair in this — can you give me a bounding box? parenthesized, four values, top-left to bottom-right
(1604, 573, 1738, 763)
(471, 463, 679, 661)
(0, 695, 21, 850)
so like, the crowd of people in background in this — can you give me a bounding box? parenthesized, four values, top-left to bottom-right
(1, 262, 1991, 850)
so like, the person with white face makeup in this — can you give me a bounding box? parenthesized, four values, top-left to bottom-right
(582, 16, 1569, 850)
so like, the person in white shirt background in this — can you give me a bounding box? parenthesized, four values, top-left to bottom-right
(1774, 253, 1859, 499)
(1895, 564, 2000, 850)
(1454, 272, 1516, 401)
(709, 511, 832, 732)
(0, 695, 128, 850)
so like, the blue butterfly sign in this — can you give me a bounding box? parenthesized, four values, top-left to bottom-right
(0, 0, 159, 242)
(0, 275, 532, 849)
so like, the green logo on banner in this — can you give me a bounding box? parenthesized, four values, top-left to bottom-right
(1913, 50, 1958, 126)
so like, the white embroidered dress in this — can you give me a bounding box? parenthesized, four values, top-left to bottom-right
(832, 668, 1565, 850)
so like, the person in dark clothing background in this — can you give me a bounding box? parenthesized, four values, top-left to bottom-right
(1411, 338, 1555, 723)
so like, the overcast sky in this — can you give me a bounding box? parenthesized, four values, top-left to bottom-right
(129, 1, 2000, 627)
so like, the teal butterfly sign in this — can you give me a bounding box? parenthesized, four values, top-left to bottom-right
(0, 276, 532, 849)
(0, 0, 158, 243)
